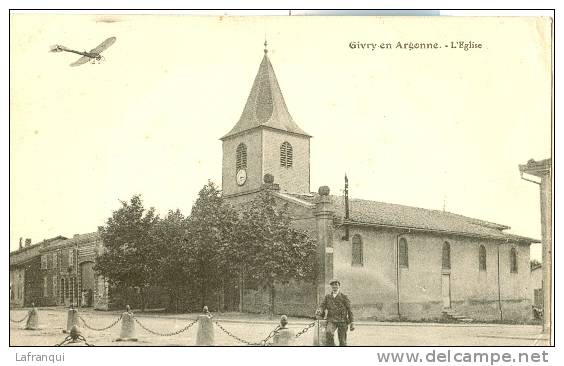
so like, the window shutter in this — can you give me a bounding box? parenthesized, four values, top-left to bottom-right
(287, 144, 293, 167)
(280, 142, 293, 168)
(236, 143, 247, 170)
(280, 143, 287, 166)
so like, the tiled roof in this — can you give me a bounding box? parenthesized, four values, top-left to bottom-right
(221, 53, 310, 139)
(292, 193, 538, 243)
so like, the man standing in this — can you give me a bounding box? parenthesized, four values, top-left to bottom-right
(317, 279, 355, 346)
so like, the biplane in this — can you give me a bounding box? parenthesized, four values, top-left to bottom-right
(50, 37, 116, 67)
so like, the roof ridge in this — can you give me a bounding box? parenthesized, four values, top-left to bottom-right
(332, 195, 509, 229)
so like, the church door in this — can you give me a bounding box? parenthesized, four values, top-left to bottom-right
(441, 274, 451, 308)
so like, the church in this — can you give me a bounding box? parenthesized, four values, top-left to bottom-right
(219, 44, 537, 322)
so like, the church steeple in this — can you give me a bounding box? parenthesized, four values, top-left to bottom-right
(221, 44, 311, 198)
(221, 45, 310, 140)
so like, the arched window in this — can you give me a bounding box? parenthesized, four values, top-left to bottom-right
(399, 238, 409, 268)
(510, 247, 518, 273)
(236, 143, 247, 171)
(280, 142, 293, 168)
(442, 242, 451, 270)
(479, 245, 487, 271)
(351, 234, 363, 266)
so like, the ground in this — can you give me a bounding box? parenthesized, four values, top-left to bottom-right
(10, 307, 549, 347)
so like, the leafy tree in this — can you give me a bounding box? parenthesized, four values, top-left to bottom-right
(95, 195, 159, 310)
(150, 209, 191, 312)
(185, 181, 240, 310)
(237, 189, 317, 315)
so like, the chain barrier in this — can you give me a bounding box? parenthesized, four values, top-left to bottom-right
(133, 315, 199, 337)
(260, 325, 282, 346)
(79, 314, 123, 332)
(10, 313, 29, 323)
(213, 320, 263, 345)
(212, 320, 284, 346)
(294, 320, 317, 339)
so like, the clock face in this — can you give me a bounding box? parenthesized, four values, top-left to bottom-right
(236, 169, 247, 186)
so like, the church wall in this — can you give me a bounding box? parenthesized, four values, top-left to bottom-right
(261, 129, 310, 195)
(331, 226, 532, 322)
(222, 181, 533, 323)
(496, 241, 532, 322)
(222, 129, 263, 196)
(332, 227, 400, 320)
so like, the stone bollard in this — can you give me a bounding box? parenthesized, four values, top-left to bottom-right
(313, 319, 328, 346)
(196, 306, 214, 346)
(63, 305, 79, 334)
(116, 305, 137, 342)
(69, 325, 82, 343)
(272, 315, 294, 346)
(25, 303, 39, 330)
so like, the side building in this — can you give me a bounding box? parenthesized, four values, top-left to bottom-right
(10, 236, 67, 307)
(37, 232, 104, 308)
(10, 232, 166, 312)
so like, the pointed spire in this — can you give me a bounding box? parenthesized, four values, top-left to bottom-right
(221, 44, 310, 140)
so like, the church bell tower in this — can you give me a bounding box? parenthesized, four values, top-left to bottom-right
(221, 43, 311, 198)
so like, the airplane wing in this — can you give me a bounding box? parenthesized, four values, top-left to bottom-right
(70, 56, 91, 67)
(89, 36, 116, 55)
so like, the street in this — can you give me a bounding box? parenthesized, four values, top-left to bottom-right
(10, 307, 549, 346)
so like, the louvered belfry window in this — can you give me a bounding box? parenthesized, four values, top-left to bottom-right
(236, 143, 247, 171)
(280, 142, 293, 168)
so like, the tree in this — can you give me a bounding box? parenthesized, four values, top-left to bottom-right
(185, 181, 240, 310)
(95, 195, 159, 310)
(150, 209, 191, 312)
(236, 189, 317, 315)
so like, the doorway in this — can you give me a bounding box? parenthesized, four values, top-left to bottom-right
(441, 274, 451, 308)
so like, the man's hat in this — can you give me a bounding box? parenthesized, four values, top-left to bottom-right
(329, 279, 340, 285)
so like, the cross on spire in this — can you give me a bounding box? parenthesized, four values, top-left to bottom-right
(264, 39, 268, 54)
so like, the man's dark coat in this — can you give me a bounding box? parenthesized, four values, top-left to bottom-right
(319, 292, 354, 324)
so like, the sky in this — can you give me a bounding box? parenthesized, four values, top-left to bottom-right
(9, 14, 551, 259)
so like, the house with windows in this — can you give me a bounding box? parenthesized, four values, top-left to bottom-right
(219, 44, 538, 322)
(37, 232, 103, 308)
(10, 236, 67, 307)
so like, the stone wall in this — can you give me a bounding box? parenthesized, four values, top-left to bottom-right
(242, 281, 317, 317)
